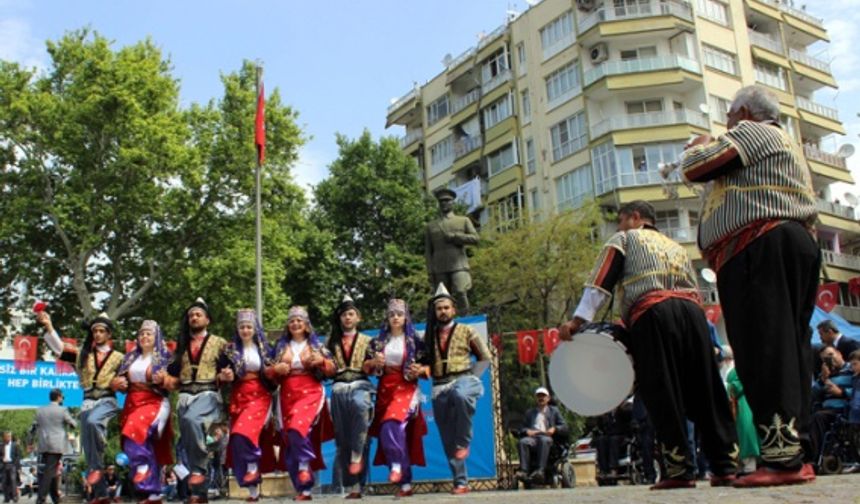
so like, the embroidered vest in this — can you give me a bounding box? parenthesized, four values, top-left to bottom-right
(77, 350, 124, 391)
(333, 333, 372, 383)
(431, 323, 488, 378)
(179, 335, 227, 384)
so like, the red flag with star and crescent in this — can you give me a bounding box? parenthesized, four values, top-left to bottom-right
(817, 282, 839, 312)
(517, 330, 539, 365)
(543, 328, 561, 356)
(14, 335, 38, 370)
(704, 305, 722, 324)
(255, 82, 265, 165)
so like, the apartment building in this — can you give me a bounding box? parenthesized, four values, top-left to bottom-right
(385, 0, 860, 321)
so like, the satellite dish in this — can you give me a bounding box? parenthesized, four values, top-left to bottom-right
(845, 193, 859, 206)
(837, 144, 855, 158)
(698, 103, 711, 115)
(701, 268, 717, 284)
(442, 53, 453, 66)
(389, 97, 398, 105)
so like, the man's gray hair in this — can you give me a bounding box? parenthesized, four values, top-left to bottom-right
(732, 85, 780, 122)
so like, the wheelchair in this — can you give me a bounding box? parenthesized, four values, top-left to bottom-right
(512, 427, 576, 489)
(817, 414, 860, 475)
(593, 426, 662, 486)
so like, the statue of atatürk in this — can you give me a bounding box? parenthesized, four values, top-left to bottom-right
(424, 188, 480, 313)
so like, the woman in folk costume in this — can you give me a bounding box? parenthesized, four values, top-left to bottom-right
(264, 306, 336, 502)
(326, 295, 376, 499)
(110, 320, 173, 504)
(723, 347, 760, 475)
(367, 299, 429, 498)
(224, 309, 277, 502)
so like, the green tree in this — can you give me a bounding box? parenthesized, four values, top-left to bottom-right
(312, 132, 435, 327)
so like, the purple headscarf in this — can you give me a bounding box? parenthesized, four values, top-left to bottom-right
(117, 320, 172, 376)
(374, 299, 421, 372)
(229, 309, 273, 377)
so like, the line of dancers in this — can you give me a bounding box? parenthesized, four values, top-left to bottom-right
(34, 283, 492, 503)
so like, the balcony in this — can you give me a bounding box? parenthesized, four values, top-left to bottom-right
(796, 97, 839, 121)
(454, 136, 483, 159)
(482, 68, 512, 94)
(400, 130, 423, 149)
(590, 109, 708, 139)
(387, 88, 417, 114)
(789, 48, 831, 73)
(748, 30, 784, 54)
(451, 89, 481, 115)
(542, 31, 575, 62)
(595, 168, 682, 195)
(664, 225, 697, 244)
(446, 47, 476, 72)
(817, 199, 856, 220)
(584, 55, 700, 86)
(779, 3, 824, 28)
(822, 250, 860, 270)
(578, 0, 693, 35)
(803, 144, 847, 169)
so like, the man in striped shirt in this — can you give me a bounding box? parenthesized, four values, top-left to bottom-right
(560, 200, 738, 490)
(681, 85, 820, 487)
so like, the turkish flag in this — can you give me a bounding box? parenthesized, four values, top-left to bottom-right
(517, 330, 540, 365)
(165, 341, 177, 353)
(817, 282, 840, 312)
(125, 340, 137, 353)
(703, 305, 722, 324)
(849, 277, 860, 298)
(14, 335, 38, 370)
(490, 333, 503, 355)
(56, 338, 77, 373)
(255, 81, 265, 165)
(543, 328, 561, 356)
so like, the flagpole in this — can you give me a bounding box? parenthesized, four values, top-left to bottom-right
(255, 64, 264, 326)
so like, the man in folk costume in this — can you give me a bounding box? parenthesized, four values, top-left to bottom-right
(36, 310, 124, 504)
(325, 295, 375, 499)
(559, 200, 739, 490)
(111, 321, 174, 504)
(159, 298, 233, 504)
(424, 284, 492, 495)
(680, 86, 820, 486)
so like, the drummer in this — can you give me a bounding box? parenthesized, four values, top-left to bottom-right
(559, 200, 738, 489)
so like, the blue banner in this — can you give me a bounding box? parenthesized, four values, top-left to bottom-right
(0, 360, 83, 407)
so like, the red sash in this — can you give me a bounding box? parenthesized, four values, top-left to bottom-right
(121, 388, 173, 465)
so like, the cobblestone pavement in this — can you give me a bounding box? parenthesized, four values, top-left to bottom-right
(241, 474, 860, 503)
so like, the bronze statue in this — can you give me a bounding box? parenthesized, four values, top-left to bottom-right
(424, 188, 479, 312)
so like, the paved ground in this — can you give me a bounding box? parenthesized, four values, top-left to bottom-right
(240, 474, 860, 503)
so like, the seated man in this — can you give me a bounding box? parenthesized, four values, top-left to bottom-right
(516, 387, 567, 484)
(103, 466, 121, 502)
(811, 345, 853, 460)
(593, 401, 633, 480)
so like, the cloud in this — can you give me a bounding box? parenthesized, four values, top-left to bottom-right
(294, 144, 333, 198)
(0, 17, 46, 70)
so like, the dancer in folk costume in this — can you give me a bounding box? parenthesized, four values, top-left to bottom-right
(111, 320, 174, 504)
(265, 306, 335, 502)
(159, 298, 233, 504)
(326, 296, 376, 499)
(36, 310, 124, 504)
(424, 284, 492, 495)
(367, 299, 429, 498)
(224, 309, 277, 502)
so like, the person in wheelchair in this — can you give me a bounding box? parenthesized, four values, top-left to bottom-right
(811, 345, 853, 464)
(592, 400, 633, 483)
(515, 387, 568, 485)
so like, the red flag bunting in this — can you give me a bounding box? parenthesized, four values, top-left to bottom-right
(165, 340, 177, 353)
(13, 335, 38, 370)
(125, 340, 137, 353)
(516, 330, 540, 365)
(817, 282, 839, 312)
(56, 338, 76, 373)
(849, 277, 860, 298)
(255, 82, 265, 165)
(490, 333, 502, 355)
(543, 328, 561, 356)
(703, 305, 722, 324)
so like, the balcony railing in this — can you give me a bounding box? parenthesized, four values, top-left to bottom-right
(388, 88, 418, 114)
(803, 144, 847, 169)
(578, 0, 693, 34)
(821, 250, 860, 270)
(482, 68, 512, 94)
(446, 47, 476, 71)
(789, 48, 831, 73)
(816, 199, 857, 220)
(664, 225, 698, 244)
(779, 3, 824, 27)
(748, 29, 784, 54)
(796, 96, 839, 121)
(478, 24, 507, 49)
(454, 136, 483, 159)
(584, 55, 700, 86)
(590, 109, 708, 138)
(400, 130, 423, 149)
(595, 168, 682, 195)
(451, 89, 481, 115)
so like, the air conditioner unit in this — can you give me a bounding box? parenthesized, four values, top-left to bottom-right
(576, 0, 596, 11)
(589, 43, 609, 64)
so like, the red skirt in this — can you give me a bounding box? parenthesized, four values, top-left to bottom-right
(279, 373, 334, 471)
(370, 372, 427, 467)
(121, 388, 173, 466)
(227, 378, 280, 473)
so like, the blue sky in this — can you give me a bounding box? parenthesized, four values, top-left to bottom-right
(1, 0, 858, 195)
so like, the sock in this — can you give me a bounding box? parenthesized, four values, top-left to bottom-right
(137, 465, 149, 475)
(401, 483, 412, 492)
(298, 462, 309, 472)
(391, 463, 402, 473)
(148, 494, 161, 501)
(247, 463, 258, 474)
(248, 486, 259, 499)
(350, 451, 363, 463)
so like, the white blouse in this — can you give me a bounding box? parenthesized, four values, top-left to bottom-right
(384, 335, 406, 367)
(289, 340, 308, 371)
(129, 355, 152, 384)
(242, 345, 262, 372)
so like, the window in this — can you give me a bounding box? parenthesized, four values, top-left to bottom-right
(429, 136, 454, 175)
(780, 114, 798, 141)
(592, 142, 619, 194)
(592, 141, 686, 194)
(550, 112, 588, 162)
(702, 44, 738, 75)
(483, 93, 513, 129)
(696, 0, 730, 26)
(481, 49, 510, 83)
(709, 95, 731, 124)
(545, 60, 582, 106)
(625, 99, 664, 114)
(540, 11, 574, 50)
(426, 95, 449, 126)
(487, 142, 518, 177)
(517, 42, 527, 75)
(556, 164, 594, 210)
(620, 46, 657, 60)
(521, 89, 532, 123)
(530, 188, 540, 212)
(490, 191, 523, 232)
(613, 0, 652, 16)
(525, 138, 536, 175)
(754, 61, 786, 90)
